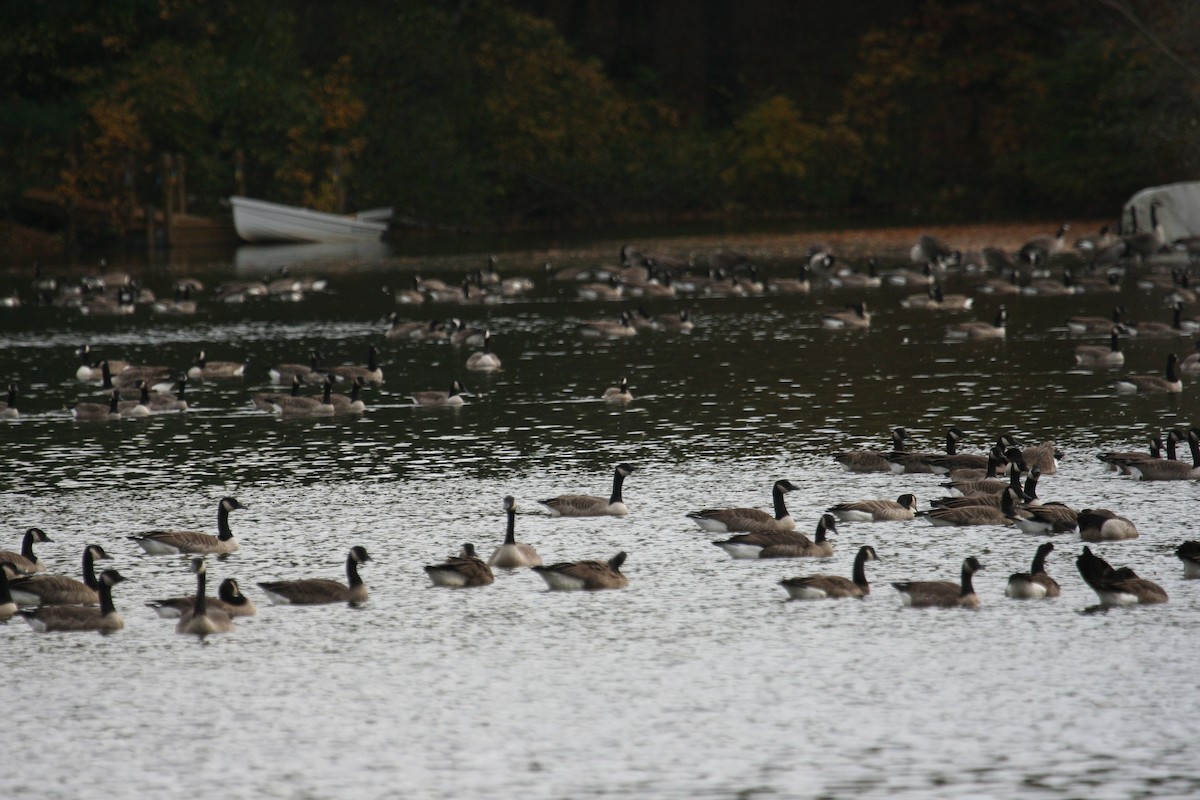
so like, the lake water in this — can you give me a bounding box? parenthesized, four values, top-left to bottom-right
(1, 228, 1198, 799)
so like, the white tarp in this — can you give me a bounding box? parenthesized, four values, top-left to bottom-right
(1120, 181, 1200, 242)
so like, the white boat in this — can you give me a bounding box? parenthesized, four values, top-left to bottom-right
(230, 196, 392, 243)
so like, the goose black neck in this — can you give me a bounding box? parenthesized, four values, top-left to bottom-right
(139, 384, 149, 404)
(891, 430, 906, 452)
(610, 469, 626, 504)
(98, 580, 117, 616)
(1166, 355, 1179, 382)
(814, 521, 828, 543)
(192, 569, 208, 618)
(350, 381, 362, 401)
(771, 484, 790, 520)
(1110, 331, 1120, 352)
(367, 348, 378, 370)
(21, 530, 39, 561)
(852, 549, 870, 589)
(101, 361, 113, 388)
(960, 565, 977, 597)
(175, 381, 187, 401)
(0, 567, 12, 605)
(1189, 434, 1200, 469)
(945, 431, 958, 455)
(107, 392, 119, 413)
(83, 549, 101, 590)
(504, 507, 516, 545)
(1167, 434, 1179, 461)
(347, 555, 364, 587)
(1022, 472, 1038, 499)
(5, 386, 14, 407)
(216, 505, 234, 541)
(1031, 547, 1050, 576)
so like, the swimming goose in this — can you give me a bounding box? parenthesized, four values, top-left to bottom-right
(755, 515, 836, 559)
(0, 563, 20, 619)
(1014, 439, 1063, 475)
(412, 379, 467, 407)
(828, 258, 881, 290)
(268, 350, 322, 384)
(920, 488, 1020, 527)
(393, 277, 426, 304)
(278, 379, 336, 418)
(1006, 493, 1079, 535)
(653, 309, 695, 331)
(75, 344, 126, 381)
(148, 576, 256, 618)
(539, 463, 635, 517)
(779, 545, 879, 600)
(934, 469, 1026, 509)
(945, 305, 1007, 338)
(175, 558, 236, 636)
(147, 375, 189, 412)
(1098, 433, 1165, 474)
(887, 426, 967, 474)
(1005, 542, 1061, 599)
(1074, 328, 1125, 367)
(100, 359, 171, 391)
(424, 543, 494, 588)
(20, 570, 128, 632)
(0, 527, 53, 573)
(1176, 541, 1200, 579)
(70, 389, 122, 422)
(1113, 353, 1182, 394)
(943, 445, 1014, 484)
(1126, 428, 1200, 480)
(1133, 303, 1190, 338)
(1077, 509, 1139, 542)
(448, 319, 488, 347)
(117, 381, 152, 417)
(259, 546, 373, 604)
(1180, 340, 1200, 376)
(330, 376, 367, 414)
(820, 302, 871, 329)
(252, 374, 303, 412)
(1018, 223, 1070, 265)
(465, 331, 502, 372)
(827, 494, 917, 522)
(128, 496, 246, 555)
(893, 556, 984, 608)
(578, 311, 638, 339)
(531, 551, 628, 590)
(1067, 306, 1126, 335)
(833, 427, 909, 473)
(910, 235, 960, 267)
(188, 350, 246, 381)
(576, 275, 624, 301)
(7, 544, 111, 606)
(602, 376, 633, 404)
(488, 496, 542, 568)
(324, 345, 383, 384)
(0, 383, 17, 418)
(687, 478, 798, 533)
(1076, 546, 1167, 606)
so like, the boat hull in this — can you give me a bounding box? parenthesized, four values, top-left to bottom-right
(230, 196, 390, 243)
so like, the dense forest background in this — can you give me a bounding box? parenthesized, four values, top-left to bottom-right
(1, 0, 1197, 240)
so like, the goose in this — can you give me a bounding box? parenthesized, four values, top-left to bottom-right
(412, 379, 467, 407)
(653, 309, 695, 332)
(148, 576, 256, 618)
(324, 346, 383, 384)
(465, 331, 502, 372)
(1021, 268, 1079, 296)
(531, 551, 628, 591)
(539, 463, 635, 517)
(576, 275, 624, 301)
(268, 350, 321, 384)
(448, 319, 488, 347)
(943, 445, 1014, 484)
(934, 468, 1025, 508)
(887, 426, 967, 474)
(116, 381, 152, 417)
(1018, 223, 1070, 265)
(827, 493, 917, 522)
(278, 379, 336, 418)
(602, 376, 633, 404)
(578, 311, 638, 339)
(1176, 541, 1200, 579)
(128, 496, 246, 555)
(424, 543, 494, 588)
(1074, 328, 1125, 367)
(147, 375, 189, 413)
(887, 262, 936, 287)
(8, 544, 112, 605)
(0, 563, 20, 619)
(0, 527, 53, 573)
(151, 285, 198, 315)
(768, 267, 812, 294)
(910, 234, 960, 266)
(1098, 433, 1165, 474)
(1005, 542, 1061, 598)
(1133, 303, 1190, 338)
(487, 496, 541, 568)
(393, 277, 426, 304)
(259, 546, 373, 604)
(893, 556, 984, 608)
(1067, 306, 1126, 335)
(75, 344, 126, 381)
(0, 383, 18, 418)
(945, 305, 1007, 338)
(252, 374, 303, 412)
(175, 558, 236, 636)
(1006, 492, 1079, 535)
(330, 376, 367, 414)
(711, 514, 831, 560)
(188, 350, 246, 381)
(1180, 340, 1200, 376)
(820, 301, 871, 329)
(1127, 428, 1200, 480)
(779, 545, 879, 600)
(386, 315, 448, 340)
(70, 389, 121, 422)
(975, 263, 1021, 295)
(1077, 509, 1139, 542)
(828, 259, 881, 289)
(1113, 352, 1182, 394)
(1076, 546, 1167, 606)
(833, 427, 909, 473)
(900, 284, 971, 310)
(1074, 224, 1114, 257)
(20, 570, 128, 632)
(1015, 439, 1063, 475)
(687, 478, 798, 533)
(1074, 270, 1123, 293)
(100, 359, 171, 391)
(919, 488, 1020, 527)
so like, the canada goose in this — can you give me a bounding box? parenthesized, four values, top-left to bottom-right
(602, 377, 633, 403)
(393, 277, 426, 304)
(100, 359, 170, 391)
(448, 319, 488, 347)
(779, 545, 879, 600)
(827, 493, 917, 522)
(0, 563, 20, 619)
(278, 379, 335, 417)
(886, 426, 967, 474)
(531, 551, 628, 591)
(828, 259, 881, 289)
(1076, 546, 1167, 606)
(424, 543, 494, 587)
(117, 381, 152, 417)
(1133, 302, 1190, 338)
(1176, 541, 1200, 579)
(1005, 543, 1061, 599)
(687, 478, 798, 533)
(268, 350, 321, 384)
(146, 375, 189, 413)
(1179, 340, 1200, 376)
(653, 309, 695, 331)
(893, 556, 984, 608)
(943, 445, 1014, 485)
(70, 389, 122, 422)
(576, 275, 624, 301)
(920, 488, 1020, 527)
(887, 262, 936, 287)
(0, 527, 53, 573)
(910, 234, 960, 266)
(386, 315, 448, 340)
(412, 379, 467, 407)
(1007, 493, 1079, 535)
(1014, 439, 1063, 475)
(252, 374, 303, 412)
(0, 383, 17, 418)
(324, 346, 383, 384)
(900, 284, 972, 311)
(1127, 428, 1200, 480)
(945, 305, 1007, 338)
(1021, 268, 1079, 296)
(768, 268, 812, 295)
(151, 285, 198, 315)
(1077, 509, 1139, 542)
(1067, 306, 1125, 335)
(175, 558, 236, 636)
(1113, 352, 1182, 394)
(833, 427, 909, 473)
(820, 302, 871, 329)
(1098, 433, 1164, 474)
(1074, 224, 1114, 257)
(1074, 328, 1125, 367)
(711, 514, 830, 560)
(465, 331, 502, 372)
(259, 546, 373, 604)
(578, 311, 638, 339)
(188, 350, 246, 381)
(8, 544, 112, 605)
(330, 376, 367, 414)
(487, 496, 541, 568)
(934, 467, 1025, 508)
(128, 496, 246, 555)
(148, 576, 256, 618)
(75, 344, 126, 381)
(1018, 223, 1070, 265)
(539, 463, 635, 517)
(20, 570, 128, 633)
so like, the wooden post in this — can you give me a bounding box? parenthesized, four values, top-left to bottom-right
(175, 152, 187, 215)
(234, 149, 246, 197)
(161, 152, 174, 247)
(332, 146, 345, 213)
